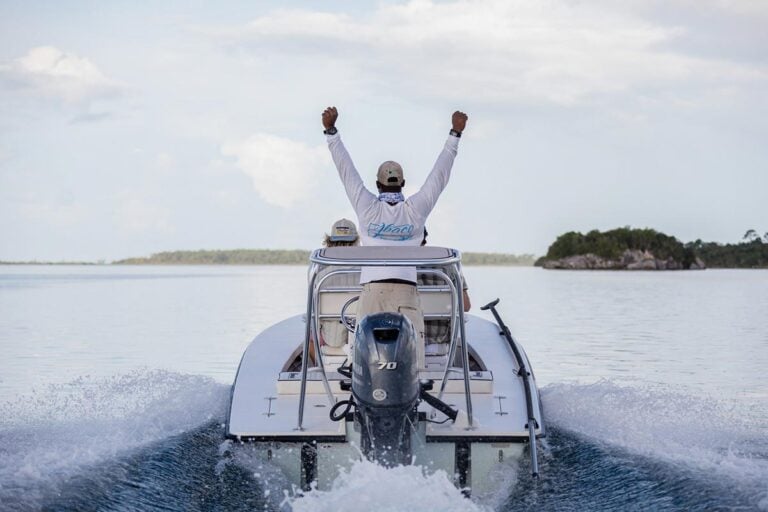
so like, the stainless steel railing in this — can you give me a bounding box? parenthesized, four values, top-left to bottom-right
(295, 248, 474, 431)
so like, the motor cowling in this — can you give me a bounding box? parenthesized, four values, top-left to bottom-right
(352, 312, 419, 466)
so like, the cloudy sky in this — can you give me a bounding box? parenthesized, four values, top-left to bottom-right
(1, 0, 766, 261)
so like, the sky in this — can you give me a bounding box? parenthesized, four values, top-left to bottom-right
(1, 0, 766, 261)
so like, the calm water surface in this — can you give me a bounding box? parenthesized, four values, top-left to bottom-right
(1, 265, 766, 511)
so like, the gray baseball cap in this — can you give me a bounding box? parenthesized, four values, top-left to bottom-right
(330, 218, 358, 242)
(377, 161, 404, 186)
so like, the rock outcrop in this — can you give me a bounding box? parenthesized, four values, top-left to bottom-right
(541, 250, 706, 270)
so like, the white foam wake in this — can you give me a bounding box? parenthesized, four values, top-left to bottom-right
(286, 458, 492, 512)
(542, 380, 768, 508)
(0, 370, 230, 508)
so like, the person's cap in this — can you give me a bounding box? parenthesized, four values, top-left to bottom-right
(330, 218, 358, 242)
(377, 161, 404, 187)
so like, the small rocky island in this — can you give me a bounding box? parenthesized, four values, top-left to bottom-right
(540, 249, 706, 270)
(536, 228, 706, 270)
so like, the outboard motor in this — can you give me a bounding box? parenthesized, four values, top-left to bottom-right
(352, 312, 419, 466)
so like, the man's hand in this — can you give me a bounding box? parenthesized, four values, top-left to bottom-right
(322, 107, 338, 129)
(452, 111, 468, 133)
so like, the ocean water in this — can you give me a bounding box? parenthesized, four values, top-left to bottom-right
(0, 265, 766, 511)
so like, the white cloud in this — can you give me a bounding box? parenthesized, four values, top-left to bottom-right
(213, 189, 241, 208)
(1, 46, 122, 102)
(221, 133, 327, 208)
(211, 0, 767, 106)
(154, 152, 176, 172)
(423, 196, 461, 247)
(0, 146, 11, 165)
(114, 198, 172, 233)
(18, 196, 87, 227)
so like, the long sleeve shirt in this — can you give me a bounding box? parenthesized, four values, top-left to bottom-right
(326, 131, 460, 284)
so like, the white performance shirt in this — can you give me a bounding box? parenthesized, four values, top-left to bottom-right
(327, 131, 460, 284)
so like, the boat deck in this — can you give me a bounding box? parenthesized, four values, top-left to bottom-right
(227, 314, 544, 442)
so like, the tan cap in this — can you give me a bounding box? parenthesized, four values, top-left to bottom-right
(330, 218, 358, 242)
(376, 161, 404, 187)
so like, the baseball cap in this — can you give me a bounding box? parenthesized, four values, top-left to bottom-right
(377, 161, 404, 187)
(330, 218, 358, 242)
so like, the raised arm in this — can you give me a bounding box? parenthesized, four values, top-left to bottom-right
(407, 111, 468, 215)
(323, 106, 376, 214)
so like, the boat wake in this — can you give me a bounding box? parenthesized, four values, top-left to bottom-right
(535, 381, 768, 511)
(0, 370, 230, 511)
(222, 431, 518, 512)
(286, 458, 500, 512)
(1, 374, 765, 511)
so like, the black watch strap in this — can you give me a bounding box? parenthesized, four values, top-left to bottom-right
(449, 129, 462, 138)
(324, 126, 338, 135)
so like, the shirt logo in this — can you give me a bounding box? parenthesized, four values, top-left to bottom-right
(367, 222, 415, 241)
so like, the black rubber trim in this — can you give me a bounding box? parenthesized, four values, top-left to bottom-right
(301, 442, 317, 491)
(455, 441, 471, 495)
(228, 433, 544, 444)
(226, 434, 346, 443)
(426, 434, 545, 443)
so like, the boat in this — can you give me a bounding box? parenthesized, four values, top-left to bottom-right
(226, 246, 545, 496)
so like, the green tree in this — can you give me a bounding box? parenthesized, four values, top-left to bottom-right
(743, 229, 759, 242)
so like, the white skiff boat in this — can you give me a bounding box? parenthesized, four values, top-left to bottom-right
(226, 246, 544, 496)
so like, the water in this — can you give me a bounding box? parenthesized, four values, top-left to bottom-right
(1, 265, 766, 511)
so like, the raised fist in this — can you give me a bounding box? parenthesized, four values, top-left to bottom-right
(452, 111, 468, 133)
(322, 107, 338, 129)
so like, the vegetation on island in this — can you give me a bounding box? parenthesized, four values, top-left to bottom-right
(113, 249, 310, 265)
(687, 230, 768, 268)
(6, 230, 765, 268)
(536, 227, 768, 269)
(112, 249, 536, 266)
(462, 252, 536, 266)
(541, 227, 693, 264)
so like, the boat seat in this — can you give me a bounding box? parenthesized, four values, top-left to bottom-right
(424, 318, 451, 345)
(321, 344, 347, 357)
(320, 329, 353, 357)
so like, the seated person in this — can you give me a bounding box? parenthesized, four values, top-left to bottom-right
(322, 218, 359, 249)
(315, 219, 360, 358)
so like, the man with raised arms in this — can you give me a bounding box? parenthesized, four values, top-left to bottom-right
(321, 106, 468, 368)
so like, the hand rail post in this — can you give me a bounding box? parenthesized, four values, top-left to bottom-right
(296, 265, 318, 430)
(481, 298, 540, 477)
(455, 263, 473, 429)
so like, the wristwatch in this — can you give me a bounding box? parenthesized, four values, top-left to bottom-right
(449, 129, 462, 138)
(324, 126, 338, 135)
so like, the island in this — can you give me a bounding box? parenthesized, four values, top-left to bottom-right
(112, 249, 536, 266)
(535, 228, 768, 270)
(4, 231, 765, 269)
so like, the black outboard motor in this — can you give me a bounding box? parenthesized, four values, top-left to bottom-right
(352, 312, 419, 466)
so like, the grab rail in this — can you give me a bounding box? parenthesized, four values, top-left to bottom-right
(481, 298, 540, 477)
(296, 249, 475, 430)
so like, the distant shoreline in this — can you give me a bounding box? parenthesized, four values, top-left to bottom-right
(1, 249, 537, 267)
(0, 261, 100, 266)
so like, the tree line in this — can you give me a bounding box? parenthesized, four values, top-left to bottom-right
(113, 249, 310, 265)
(539, 227, 768, 268)
(113, 249, 536, 266)
(687, 230, 768, 268)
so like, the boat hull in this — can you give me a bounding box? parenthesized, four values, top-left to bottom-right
(227, 313, 544, 495)
(229, 421, 527, 496)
